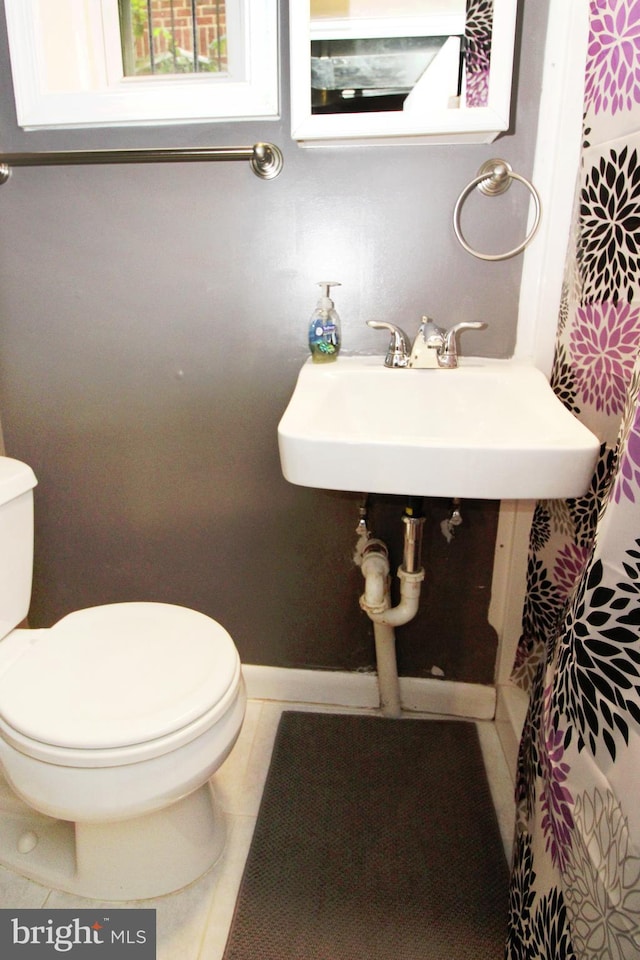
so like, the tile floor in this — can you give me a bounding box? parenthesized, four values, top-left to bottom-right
(0, 700, 516, 960)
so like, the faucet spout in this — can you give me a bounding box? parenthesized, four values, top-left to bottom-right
(408, 317, 446, 368)
(410, 318, 487, 369)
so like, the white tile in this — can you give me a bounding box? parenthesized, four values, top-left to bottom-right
(149, 868, 222, 960)
(42, 854, 221, 960)
(0, 863, 49, 908)
(197, 815, 257, 960)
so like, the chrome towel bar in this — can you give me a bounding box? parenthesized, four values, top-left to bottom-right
(0, 141, 284, 183)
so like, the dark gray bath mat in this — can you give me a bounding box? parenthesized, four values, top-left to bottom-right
(223, 711, 509, 960)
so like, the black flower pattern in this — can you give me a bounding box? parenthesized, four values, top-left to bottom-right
(529, 503, 552, 553)
(577, 146, 640, 304)
(507, 831, 577, 959)
(552, 546, 640, 761)
(550, 344, 581, 415)
(515, 664, 544, 823)
(520, 557, 568, 662)
(511, 633, 543, 691)
(566, 443, 617, 549)
(529, 887, 577, 960)
(614, 363, 640, 465)
(545, 499, 576, 542)
(557, 282, 570, 336)
(505, 833, 537, 960)
(465, 0, 492, 74)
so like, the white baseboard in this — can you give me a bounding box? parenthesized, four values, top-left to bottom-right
(243, 665, 496, 721)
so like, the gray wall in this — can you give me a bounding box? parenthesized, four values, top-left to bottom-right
(0, 1, 548, 682)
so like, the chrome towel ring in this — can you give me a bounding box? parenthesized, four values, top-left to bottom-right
(453, 159, 541, 261)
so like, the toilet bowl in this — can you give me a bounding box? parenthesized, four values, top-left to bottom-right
(0, 458, 247, 898)
(0, 599, 246, 899)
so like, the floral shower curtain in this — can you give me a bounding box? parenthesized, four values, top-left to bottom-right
(506, 2, 640, 956)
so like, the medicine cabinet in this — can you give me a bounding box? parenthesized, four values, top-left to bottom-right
(290, 0, 518, 145)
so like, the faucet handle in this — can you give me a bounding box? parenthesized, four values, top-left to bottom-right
(367, 320, 411, 368)
(441, 321, 487, 367)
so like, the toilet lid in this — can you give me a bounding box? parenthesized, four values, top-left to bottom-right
(0, 602, 239, 750)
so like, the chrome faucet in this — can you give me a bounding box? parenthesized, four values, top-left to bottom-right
(367, 317, 487, 369)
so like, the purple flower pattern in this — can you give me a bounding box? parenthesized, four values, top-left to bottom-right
(465, 69, 489, 109)
(585, 0, 640, 115)
(539, 693, 574, 871)
(614, 402, 640, 500)
(465, 0, 491, 108)
(569, 303, 640, 414)
(553, 543, 590, 599)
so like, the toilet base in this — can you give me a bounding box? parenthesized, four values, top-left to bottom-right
(0, 775, 227, 900)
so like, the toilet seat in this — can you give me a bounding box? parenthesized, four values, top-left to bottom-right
(0, 602, 241, 766)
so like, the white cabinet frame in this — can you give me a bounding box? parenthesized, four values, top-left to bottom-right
(290, 0, 518, 145)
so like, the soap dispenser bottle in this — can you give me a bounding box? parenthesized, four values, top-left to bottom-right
(308, 281, 341, 362)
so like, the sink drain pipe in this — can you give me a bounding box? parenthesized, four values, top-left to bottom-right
(357, 506, 425, 718)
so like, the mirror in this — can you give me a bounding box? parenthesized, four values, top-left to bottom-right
(290, 0, 518, 144)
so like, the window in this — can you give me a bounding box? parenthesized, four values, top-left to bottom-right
(3, 0, 278, 129)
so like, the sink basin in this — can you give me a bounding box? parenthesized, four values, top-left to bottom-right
(277, 356, 600, 499)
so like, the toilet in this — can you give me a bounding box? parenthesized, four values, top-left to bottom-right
(0, 456, 246, 900)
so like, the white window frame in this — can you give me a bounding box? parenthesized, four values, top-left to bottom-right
(3, 0, 279, 129)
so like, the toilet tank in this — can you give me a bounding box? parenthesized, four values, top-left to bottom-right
(0, 457, 37, 640)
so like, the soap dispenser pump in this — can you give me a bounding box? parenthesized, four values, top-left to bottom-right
(308, 281, 342, 362)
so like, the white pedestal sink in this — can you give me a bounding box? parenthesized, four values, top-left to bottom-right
(277, 356, 600, 499)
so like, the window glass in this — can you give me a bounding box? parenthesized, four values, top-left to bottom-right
(119, 1, 228, 76)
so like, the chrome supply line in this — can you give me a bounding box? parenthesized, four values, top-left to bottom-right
(0, 141, 284, 183)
